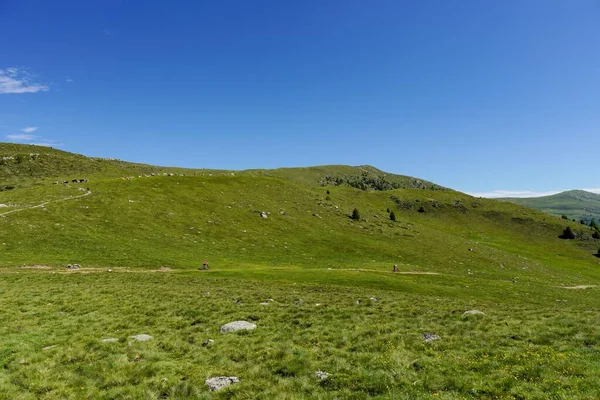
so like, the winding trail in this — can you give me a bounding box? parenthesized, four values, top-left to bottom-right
(0, 190, 92, 217)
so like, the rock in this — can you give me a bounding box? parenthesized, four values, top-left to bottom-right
(130, 334, 153, 341)
(101, 338, 119, 343)
(314, 370, 330, 380)
(202, 339, 214, 347)
(259, 302, 270, 306)
(463, 310, 485, 316)
(369, 297, 379, 302)
(260, 212, 268, 219)
(43, 345, 56, 350)
(67, 264, 80, 270)
(220, 321, 257, 334)
(422, 333, 440, 342)
(205, 376, 240, 391)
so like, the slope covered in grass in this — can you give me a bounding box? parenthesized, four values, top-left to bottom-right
(500, 190, 600, 222)
(1, 143, 600, 398)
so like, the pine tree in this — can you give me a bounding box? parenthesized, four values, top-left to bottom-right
(561, 226, 576, 239)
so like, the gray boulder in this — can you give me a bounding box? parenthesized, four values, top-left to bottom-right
(130, 334, 153, 341)
(422, 333, 440, 342)
(463, 310, 485, 316)
(205, 376, 240, 391)
(314, 370, 330, 380)
(220, 321, 256, 334)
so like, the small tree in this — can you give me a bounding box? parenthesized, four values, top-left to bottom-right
(561, 215, 568, 220)
(593, 231, 600, 239)
(351, 208, 361, 221)
(389, 211, 396, 221)
(561, 226, 576, 239)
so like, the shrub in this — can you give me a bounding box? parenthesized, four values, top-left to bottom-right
(325, 195, 331, 201)
(561, 226, 576, 239)
(389, 211, 396, 221)
(561, 215, 568, 220)
(417, 206, 425, 213)
(593, 231, 600, 239)
(351, 208, 361, 221)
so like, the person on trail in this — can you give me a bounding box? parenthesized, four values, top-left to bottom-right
(392, 264, 398, 273)
(201, 259, 209, 270)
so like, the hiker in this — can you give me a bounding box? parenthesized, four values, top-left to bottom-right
(392, 264, 398, 273)
(201, 259, 209, 270)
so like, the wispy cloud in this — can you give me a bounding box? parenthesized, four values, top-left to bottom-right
(0, 67, 49, 94)
(581, 188, 600, 195)
(65, 77, 73, 83)
(5, 127, 61, 147)
(6, 133, 38, 141)
(469, 189, 600, 198)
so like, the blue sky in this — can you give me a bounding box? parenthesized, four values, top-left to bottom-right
(1, 0, 599, 196)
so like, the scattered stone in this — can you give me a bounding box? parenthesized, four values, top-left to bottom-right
(233, 299, 242, 304)
(314, 370, 330, 380)
(43, 345, 56, 350)
(259, 302, 270, 306)
(202, 339, 214, 347)
(220, 321, 257, 334)
(369, 297, 379, 302)
(463, 310, 485, 316)
(294, 299, 303, 306)
(266, 298, 275, 302)
(66, 264, 80, 270)
(101, 338, 119, 343)
(422, 333, 440, 342)
(130, 334, 153, 342)
(315, 303, 322, 306)
(355, 300, 361, 305)
(260, 212, 268, 219)
(468, 248, 473, 252)
(205, 376, 240, 391)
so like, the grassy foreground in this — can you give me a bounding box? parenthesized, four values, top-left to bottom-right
(0, 266, 599, 399)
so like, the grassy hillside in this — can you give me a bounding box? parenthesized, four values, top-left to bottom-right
(1, 143, 599, 398)
(500, 190, 600, 222)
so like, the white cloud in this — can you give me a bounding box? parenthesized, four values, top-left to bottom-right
(65, 77, 73, 83)
(6, 133, 38, 141)
(469, 189, 600, 198)
(0, 67, 49, 94)
(5, 128, 61, 147)
(28, 142, 61, 147)
(581, 188, 600, 195)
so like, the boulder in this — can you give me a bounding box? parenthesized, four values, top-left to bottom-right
(130, 334, 153, 342)
(422, 333, 440, 342)
(205, 376, 240, 391)
(463, 310, 485, 316)
(314, 370, 329, 380)
(220, 321, 256, 334)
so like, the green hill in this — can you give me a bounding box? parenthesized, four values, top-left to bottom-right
(500, 189, 600, 222)
(1, 143, 600, 399)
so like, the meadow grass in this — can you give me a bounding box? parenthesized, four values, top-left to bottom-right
(1, 143, 600, 398)
(0, 267, 598, 399)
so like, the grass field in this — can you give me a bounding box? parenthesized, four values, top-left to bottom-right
(0, 143, 599, 398)
(0, 267, 599, 399)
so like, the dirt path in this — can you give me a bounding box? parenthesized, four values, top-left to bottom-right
(0, 191, 92, 217)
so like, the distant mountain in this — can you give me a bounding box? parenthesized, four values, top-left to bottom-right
(500, 190, 600, 222)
